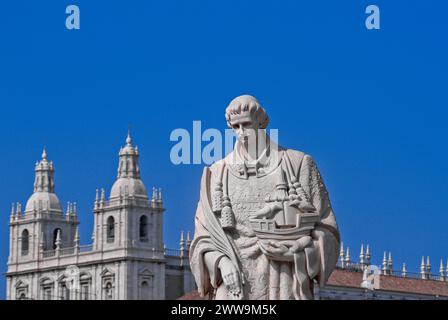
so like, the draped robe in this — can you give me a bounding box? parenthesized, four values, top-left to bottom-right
(189, 142, 340, 300)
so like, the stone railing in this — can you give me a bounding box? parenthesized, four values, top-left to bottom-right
(42, 250, 56, 258)
(39, 244, 188, 260)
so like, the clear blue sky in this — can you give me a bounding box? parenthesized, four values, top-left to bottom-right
(1, 0, 447, 299)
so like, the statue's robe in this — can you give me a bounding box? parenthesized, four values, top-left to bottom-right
(189, 142, 340, 300)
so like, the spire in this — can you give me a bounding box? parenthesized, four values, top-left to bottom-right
(180, 231, 185, 249)
(180, 231, 185, 261)
(16, 203, 22, 217)
(187, 231, 191, 249)
(339, 242, 345, 268)
(345, 247, 351, 266)
(100, 188, 106, 206)
(439, 259, 445, 281)
(382, 251, 388, 275)
(365, 244, 371, 264)
(426, 256, 431, 274)
(10, 203, 15, 221)
(401, 263, 407, 277)
(33, 148, 55, 193)
(359, 244, 365, 265)
(94, 188, 99, 209)
(446, 258, 448, 281)
(66, 202, 71, 216)
(158, 188, 163, 204)
(420, 256, 427, 279)
(117, 132, 140, 179)
(388, 252, 393, 274)
(152, 187, 157, 202)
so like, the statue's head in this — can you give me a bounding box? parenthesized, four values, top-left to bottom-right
(225, 95, 269, 142)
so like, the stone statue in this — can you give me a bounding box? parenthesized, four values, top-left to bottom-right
(189, 95, 340, 300)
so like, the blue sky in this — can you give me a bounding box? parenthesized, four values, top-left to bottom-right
(0, 0, 447, 298)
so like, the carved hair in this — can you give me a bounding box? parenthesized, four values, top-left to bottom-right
(225, 95, 269, 129)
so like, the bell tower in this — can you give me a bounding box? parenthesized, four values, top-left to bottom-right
(92, 132, 164, 252)
(8, 149, 78, 264)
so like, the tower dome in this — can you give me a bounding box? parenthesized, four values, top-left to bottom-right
(24, 149, 62, 212)
(109, 132, 148, 199)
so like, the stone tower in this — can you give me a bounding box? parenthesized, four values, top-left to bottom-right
(8, 149, 78, 265)
(92, 132, 164, 253)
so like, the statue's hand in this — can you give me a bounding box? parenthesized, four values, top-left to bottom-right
(289, 236, 312, 253)
(251, 202, 283, 219)
(218, 257, 241, 298)
(258, 237, 313, 262)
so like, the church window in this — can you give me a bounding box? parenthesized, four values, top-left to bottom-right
(21, 229, 29, 255)
(139, 215, 148, 242)
(107, 216, 115, 243)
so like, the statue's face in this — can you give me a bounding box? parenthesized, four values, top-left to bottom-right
(229, 114, 259, 143)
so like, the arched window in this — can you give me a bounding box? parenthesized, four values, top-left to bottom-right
(106, 216, 115, 243)
(53, 228, 61, 249)
(21, 229, 29, 255)
(139, 215, 148, 242)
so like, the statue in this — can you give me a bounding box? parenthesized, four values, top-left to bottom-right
(189, 95, 340, 300)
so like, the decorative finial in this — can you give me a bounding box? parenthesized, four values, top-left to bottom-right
(42, 148, 47, 160)
(446, 258, 448, 276)
(187, 231, 191, 247)
(345, 247, 351, 266)
(152, 187, 157, 201)
(426, 256, 431, 273)
(366, 244, 371, 263)
(382, 251, 388, 275)
(360, 244, 365, 263)
(16, 203, 22, 216)
(126, 130, 132, 146)
(402, 263, 407, 277)
(421, 256, 426, 279)
(10, 203, 15, 217)
(339, 241, 345, 268)
(439, 259, 444, 279)
(158, 188, 163, 203)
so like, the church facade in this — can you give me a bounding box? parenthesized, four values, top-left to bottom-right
(5, 134, 196, 300)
